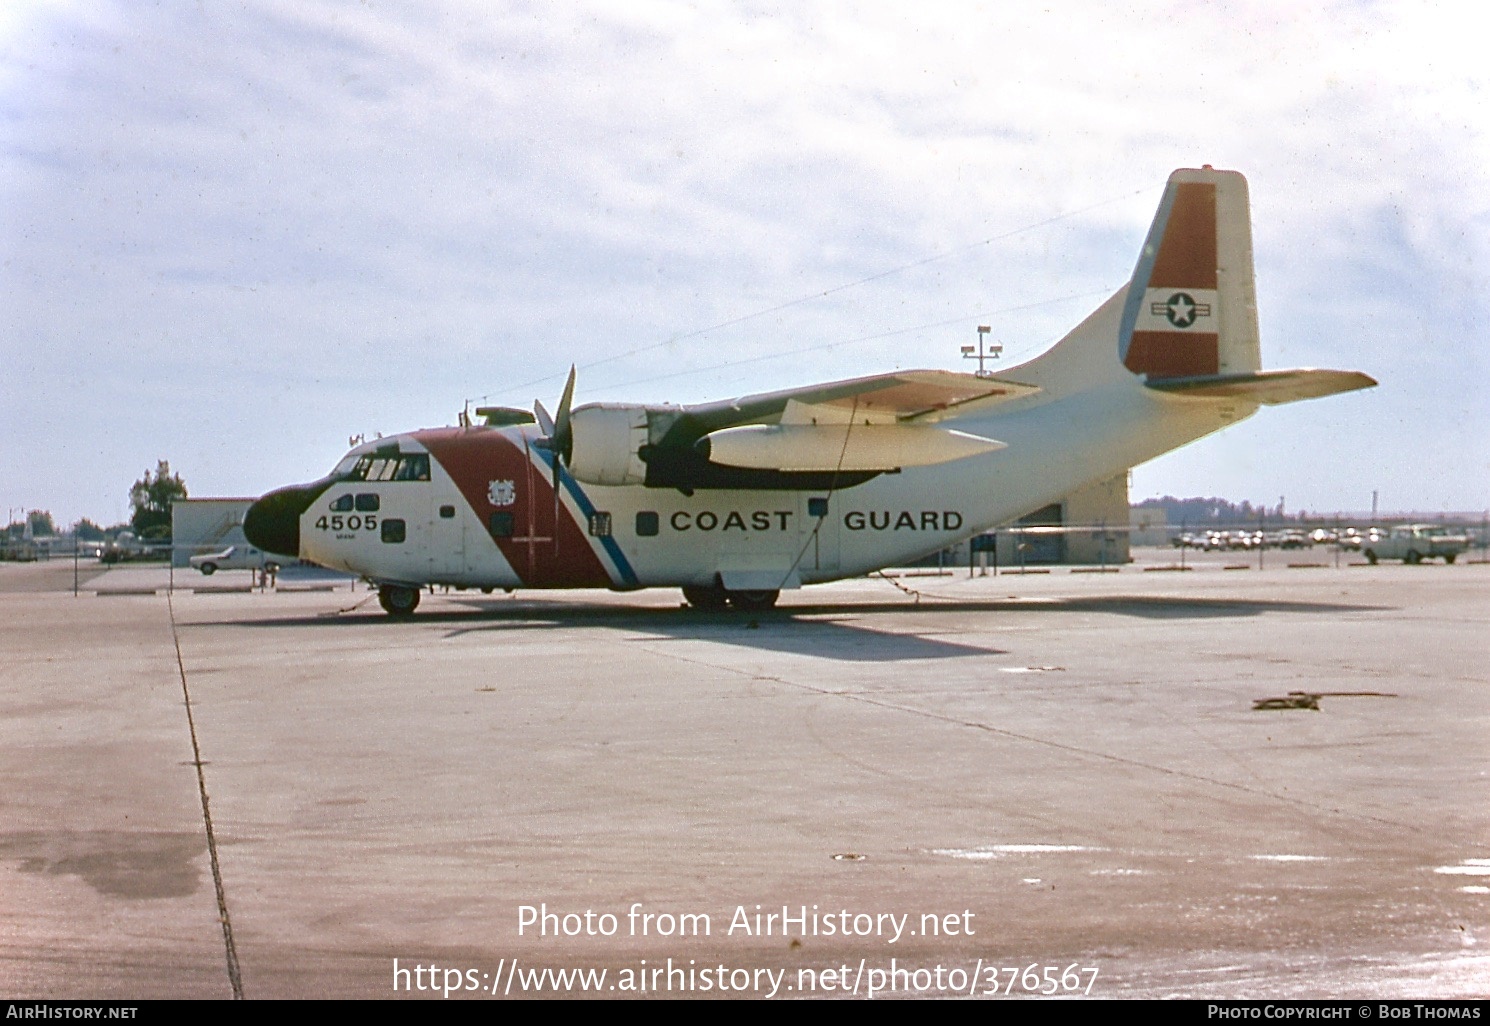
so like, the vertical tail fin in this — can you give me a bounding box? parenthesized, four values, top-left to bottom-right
(1120, 167, 1259, 379)
(1009, 167, 1373, 407)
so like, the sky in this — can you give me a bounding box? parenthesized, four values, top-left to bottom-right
(3, 0, 1487, 528)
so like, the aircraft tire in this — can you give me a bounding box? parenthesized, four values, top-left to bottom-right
(728, 589, 779, 612)
(379, 584, 421, 616)
(199, 563, 216, 576)
(682, 585, 729, 611)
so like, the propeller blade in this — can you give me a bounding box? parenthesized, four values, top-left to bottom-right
(532, 367, 578, 526)
(533, 400, 555, 438)
(553, 364, 577, 465)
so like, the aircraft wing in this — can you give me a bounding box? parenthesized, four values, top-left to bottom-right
(656, 370, 1038, 479)
(693, 369, 1040, 427)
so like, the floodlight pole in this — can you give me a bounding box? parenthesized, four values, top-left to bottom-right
(962, 325, 1002, 379)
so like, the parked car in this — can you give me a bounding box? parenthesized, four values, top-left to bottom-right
(189, 545, 282, 575)
(1361, 524, 1470, 565)
(99, 531, 166, 563)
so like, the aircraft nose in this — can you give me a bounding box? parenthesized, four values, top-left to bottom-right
(243, 480, 331, 558)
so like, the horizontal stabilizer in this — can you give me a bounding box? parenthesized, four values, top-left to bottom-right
(1145, 368, 1377, 405)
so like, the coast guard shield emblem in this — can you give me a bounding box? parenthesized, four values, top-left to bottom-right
(487, 480, 516, 507)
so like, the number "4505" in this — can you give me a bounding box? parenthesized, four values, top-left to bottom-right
(315, 514, 377, 531)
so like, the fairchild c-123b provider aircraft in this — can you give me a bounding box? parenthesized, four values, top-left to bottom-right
(243, 167, 1375, 616)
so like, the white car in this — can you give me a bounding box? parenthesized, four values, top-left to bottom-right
(1361, 525, 1469, 565)
(189, 545, 282, 575)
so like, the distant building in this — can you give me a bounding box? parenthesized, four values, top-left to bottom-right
(1128, 504, 1173, 547)
(923, 472, 1132, 568)
(170, 497, 257, 568)
(990, 473, 1131, 566)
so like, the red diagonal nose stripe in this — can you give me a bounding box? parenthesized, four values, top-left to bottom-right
(418, 427, 612, 588)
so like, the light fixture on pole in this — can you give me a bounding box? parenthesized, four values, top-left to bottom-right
(962, 325, 1001, 379)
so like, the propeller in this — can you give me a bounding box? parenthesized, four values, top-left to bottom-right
(534, 364, 577, 499)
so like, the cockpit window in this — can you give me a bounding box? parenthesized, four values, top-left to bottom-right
(392, 453, 430, 481)
(348, 453, 430, 482)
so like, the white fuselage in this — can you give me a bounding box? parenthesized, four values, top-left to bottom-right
(298, 373, 1248, 592)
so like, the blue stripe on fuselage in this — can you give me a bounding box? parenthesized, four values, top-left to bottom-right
(536, 449, 641, 589)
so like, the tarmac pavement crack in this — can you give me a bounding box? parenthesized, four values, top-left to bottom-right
(167, 592, 244, 1000)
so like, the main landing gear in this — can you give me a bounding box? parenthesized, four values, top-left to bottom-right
(378, 584, 421, 617)
(681, 584, 780, 612)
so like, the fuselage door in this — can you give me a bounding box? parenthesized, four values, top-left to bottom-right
(429, 491, 467, 581)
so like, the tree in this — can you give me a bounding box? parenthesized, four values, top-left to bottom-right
(74, 518, 106, 541)
(27, 510, 56, 537)
(130, 460, 188, 539)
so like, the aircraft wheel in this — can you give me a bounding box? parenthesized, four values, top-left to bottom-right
(682, 584, 729, 611)
(728, 589, 779, 612)
(199, 563, 217, 576)
(1364, 550, 1378, 565)
(1444, 553, 1457, 564)
(378, 584, 421, 617)
(1405, 549, 1422, 565)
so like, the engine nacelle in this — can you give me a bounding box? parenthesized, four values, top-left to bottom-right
(567, 404, 651, 486)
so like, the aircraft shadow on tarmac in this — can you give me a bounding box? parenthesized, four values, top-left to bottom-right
(221, 594, 1388, 664)
(620, 617, 1002, 662)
